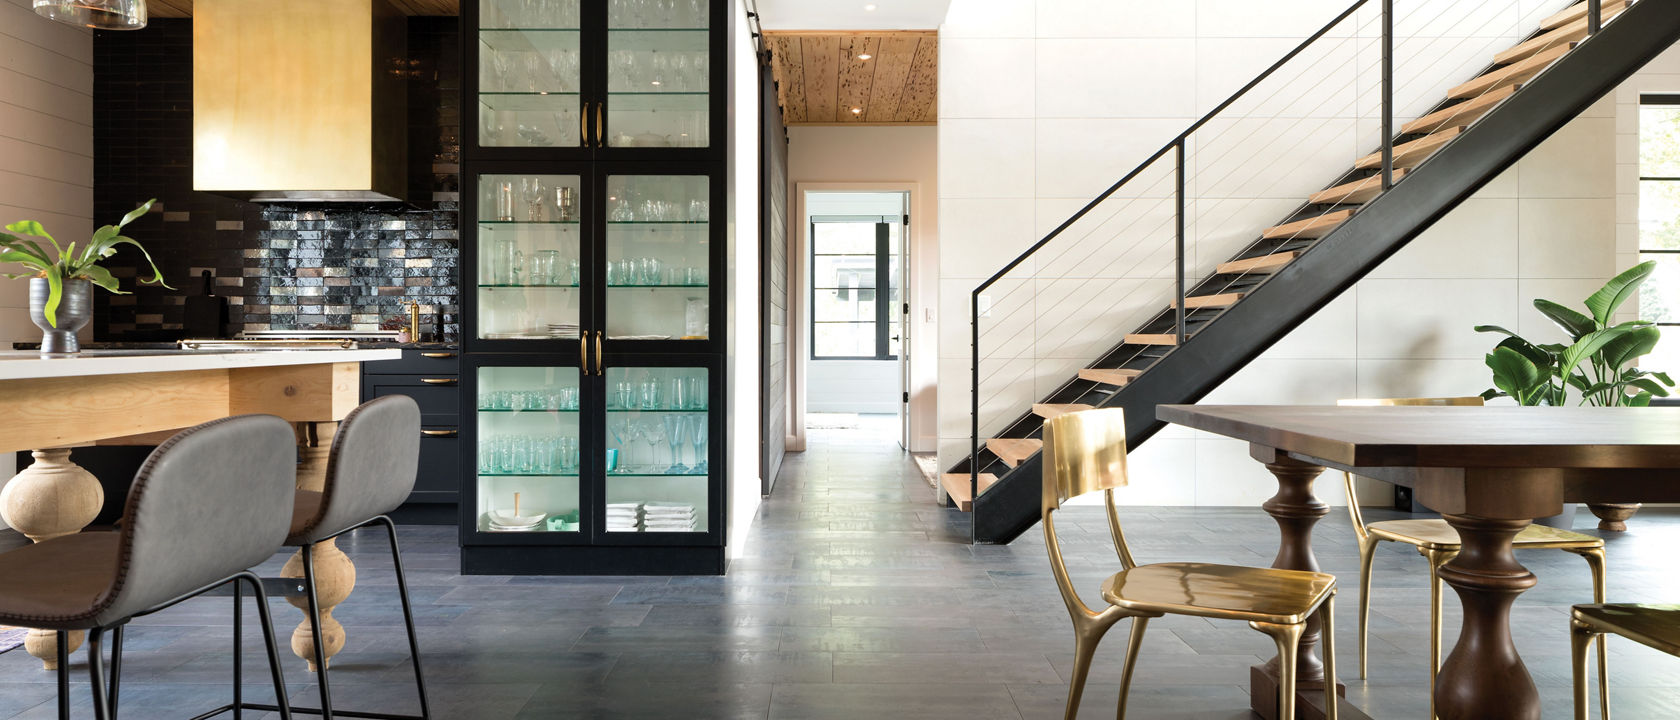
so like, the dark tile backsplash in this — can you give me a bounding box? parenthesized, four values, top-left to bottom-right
(92, 18, 461, 341)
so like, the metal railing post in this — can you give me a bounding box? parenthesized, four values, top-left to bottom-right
(1589, 0, 1602, 34)
(1175, 140, 1187, 345)
(970, 290, 980, 516)
(1382, 0, 1394, 189)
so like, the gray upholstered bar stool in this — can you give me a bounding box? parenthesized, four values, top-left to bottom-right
(244, 395, 431, 720)
(0, 414, 299, 720)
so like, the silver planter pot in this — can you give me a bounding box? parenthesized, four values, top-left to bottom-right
(29, 277, 91, 354)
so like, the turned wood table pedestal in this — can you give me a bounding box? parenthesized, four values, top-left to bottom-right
(1160, 404, 1680, 720)
(0, 349, 398, 672)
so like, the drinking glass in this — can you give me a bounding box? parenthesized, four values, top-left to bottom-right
(522, 177, 548, 221)
(667, 376, 687, 411)
(663, 414, 687, 473)
(639, 379, 662, 410)
(613, 380, 634, 409)
(559, 386, 579, 410)
(491, 237, 523, 285)
(608, 420, 632, 471)
(478, 439, 495, 473)
(689, 415, 708, 473)
(531, 250, 559, 286)
(684, 375, 705, 410)
(643, 422, 667, 474)
(558, 436, 578, 473)
(638, 257, 662, 285)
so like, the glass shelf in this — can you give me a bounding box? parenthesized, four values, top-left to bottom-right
(608, 470, 711, 477)
(480, 220, 581, 226)
(605, 93, 708, 112)
(482, 284, 581, 288)
(479, 28, 582, 53)
(607, 284, 708, 289)
(608, 407, 708, 413)
(479, 93, 583, 113)
(478, 472, 580, 478)
(607, 220, 706, 225)
(479, 408, 581, 413)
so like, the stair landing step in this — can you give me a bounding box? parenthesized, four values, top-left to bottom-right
(987, 438, 1043, 468)
(1357, 126, 1464, 170)
(1308, 171, 1408, 205)
(1078, 368, 1141, 386)
(1263, 210, 1355, 240)
(1449, 42, 1573, 100)
(1032, 403, 1094, 419)
(1217, 251, 1300, 275)
(1125, 333, 1180, 346)
(1402, 85, 1516, 135)
(1541, 0, 1629, 31)
(940, 473, 998, 512)
(1171, 292, 1245, 309)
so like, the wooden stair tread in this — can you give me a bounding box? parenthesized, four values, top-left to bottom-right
(1402, 85, 1516, 135)
(1262, 209, 1355, 240)
(1308, 170, 1407, 205)
(1217, 252, 1300, 275)
(1448, 42, 1573, 100)
(1171, 292, 1245, 309)
(1078, 368, 1141, 386)
(987, 438, 1043, 468)
(1032, 403, 1094, 419)
(1541, 0, 1628, 30)
(1125, 333, 1179, 346)
(1356, 126, 1464, 170)
(940, 473, 998, 512)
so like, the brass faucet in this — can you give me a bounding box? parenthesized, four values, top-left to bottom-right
(403, 302, 421, 342)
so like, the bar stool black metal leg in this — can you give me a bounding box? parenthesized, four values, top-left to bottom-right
(377, 517, 431, 719)
(301, 545, 334, 720)
(233, 577, 244, 720)
(56, 630, 69, 720)
(109, 624, 124, 720)
(88, 627, 111, 720)
(242, 572, 294, 720)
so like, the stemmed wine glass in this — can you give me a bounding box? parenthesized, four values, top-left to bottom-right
(608, 419, 635, 472)
(663, 414, 688, 473)
(688, 415, 707, 473)
(642, 421, 667, 474)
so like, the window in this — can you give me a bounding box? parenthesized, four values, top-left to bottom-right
(811, 215, 901, 359)
(1640, 95, 1680, 327)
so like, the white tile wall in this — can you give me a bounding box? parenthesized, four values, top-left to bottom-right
(937, 0, 1622, 506)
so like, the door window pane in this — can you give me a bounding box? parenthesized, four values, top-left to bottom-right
(811, 217, 900, 359)
(606, 0, 710, 148)
(604, 365, 709, 533)
(476, 174, 583, 340)
(605, 175, 711, 340)
(478, 0, 584, 148)
(475, 366, 582, 533)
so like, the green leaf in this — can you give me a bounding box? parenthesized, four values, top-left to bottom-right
(1479, 388, 1505, 401)
(76, 264, 124, 294)
(1496, 336, 1554, 369)
(1585, 260, 1656, 325)
(1558, 326, 1632, 377)
(1653, 371, 1674, 386)
(1631, 392, 1654, 407)
(1487, 346, 1546, 404)
(1534, 299, 1596, 339)
(1630, 377, 1673, 397)
(1600, 325, 1661, 369)
(3, 220, 62, 258)
(1475, 324, 1521, 337)
(0, 250, 48, 273)
(41, 270, 61, 328)
(0, 233, 50, 266)
(117, 199, 155, 229)
(106, 236, 173, 290)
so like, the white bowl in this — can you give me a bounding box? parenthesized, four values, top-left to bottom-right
(488, 510, 545, 527)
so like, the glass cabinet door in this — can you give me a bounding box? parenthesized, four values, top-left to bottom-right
(478, 0, 585, 149)
(476, 173, 585, 341)
(605, 0, 711, 149)
(602, 365, 710, 534)
(604, 174, 710, 341)
(474, 366, 584, 534)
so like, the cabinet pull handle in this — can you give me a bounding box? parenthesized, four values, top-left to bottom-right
(580, 101, 590, 147)
(580, 332, 589, 373)
(421, 429, 458, 438)
(420, 352, 456, 359)
(596, 102, 604, 147)
(595, 331, 604, 376)
(419, 378, 457, 385)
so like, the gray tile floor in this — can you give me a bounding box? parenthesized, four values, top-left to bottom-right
(4, 418, 1680, 718)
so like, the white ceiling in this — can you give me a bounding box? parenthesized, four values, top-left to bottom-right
(754, 0, 951, 30)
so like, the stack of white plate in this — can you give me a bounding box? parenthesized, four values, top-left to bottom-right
(484, 510, 546, 532)
(547, 323, 580, 338)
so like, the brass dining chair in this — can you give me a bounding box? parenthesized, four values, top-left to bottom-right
(1042, 408, 1339, 719)
(1571, 603, 1678, 719)
(1338, 396, 1608, 719)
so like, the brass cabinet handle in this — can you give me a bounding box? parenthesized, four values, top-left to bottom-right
(421, 429, 458, 438)
(580, 332, 589, 373)
(594, 331, 604, 376)
(596, 102, 604, 146)
(420, 378, 457, 385)
(420, 351, 456, 359)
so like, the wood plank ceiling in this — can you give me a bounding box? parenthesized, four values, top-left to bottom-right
(148, 0, 459, 17)
(764, 31, 937, 125)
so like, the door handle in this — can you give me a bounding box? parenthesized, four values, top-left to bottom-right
(420, 429, 458, 438)
(594, 331, 604, 375)
(580, 332, 590, 373)
(419, 378, 457, 385)
(596, 102, 604, 147)
(420, 351, 456, 359)
(580, 101, 590, 147)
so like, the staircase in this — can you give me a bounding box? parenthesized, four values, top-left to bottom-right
(945, 0, 1680, 543)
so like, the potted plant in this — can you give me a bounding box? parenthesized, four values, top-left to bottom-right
(1476, 260, 1674, 529)
(0, 199, 171, 354)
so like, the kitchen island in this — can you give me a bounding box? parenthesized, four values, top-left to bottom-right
(0, 348, 400, 673)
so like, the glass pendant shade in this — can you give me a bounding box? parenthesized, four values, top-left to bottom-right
(33, 0, 147, 30)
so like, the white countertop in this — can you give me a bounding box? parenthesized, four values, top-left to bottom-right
(0, 348, 402, 380)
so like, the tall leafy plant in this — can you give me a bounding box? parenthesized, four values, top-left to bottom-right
(0, 198, 171, 327)
(1477, 261, 1674, 406)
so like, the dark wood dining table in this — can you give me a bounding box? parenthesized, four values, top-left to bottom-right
(1158, 404, 1680, 720)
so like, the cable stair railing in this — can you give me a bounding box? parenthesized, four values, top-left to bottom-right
(946, 0, 1680, 543)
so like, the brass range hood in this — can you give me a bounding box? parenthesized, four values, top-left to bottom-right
(193, 0, 407, 203)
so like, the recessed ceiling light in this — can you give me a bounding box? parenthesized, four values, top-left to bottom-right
(851, 107, 863, 114)
(858, 53, 873, 60)
(864, 4, 877, 10)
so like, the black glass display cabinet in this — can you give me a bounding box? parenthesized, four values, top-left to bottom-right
(460, 0, 728, 575)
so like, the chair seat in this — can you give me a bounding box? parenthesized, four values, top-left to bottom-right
(0, 532, 120, 630)
(1100, 561, 1336, 625)
(1368, 518, 1603, 551)
(1574, 604, 1680, 656)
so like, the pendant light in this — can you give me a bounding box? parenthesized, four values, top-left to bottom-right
(33, 0, 147, 30)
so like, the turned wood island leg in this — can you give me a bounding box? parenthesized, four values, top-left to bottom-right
(282, 421, 356, 672)
(1248, 446, 1352, 720)
(0, 449, 102, 670)
(1435, 514, 1540, 720)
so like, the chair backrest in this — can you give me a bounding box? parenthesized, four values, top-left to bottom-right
(1335, 396, 1483, 534)
(96, 414, 297, 626)
(1041, 409, 1139, 622)
(293, 395, 421, 543)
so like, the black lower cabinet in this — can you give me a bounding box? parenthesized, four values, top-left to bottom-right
(365, 348, 464, 522)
